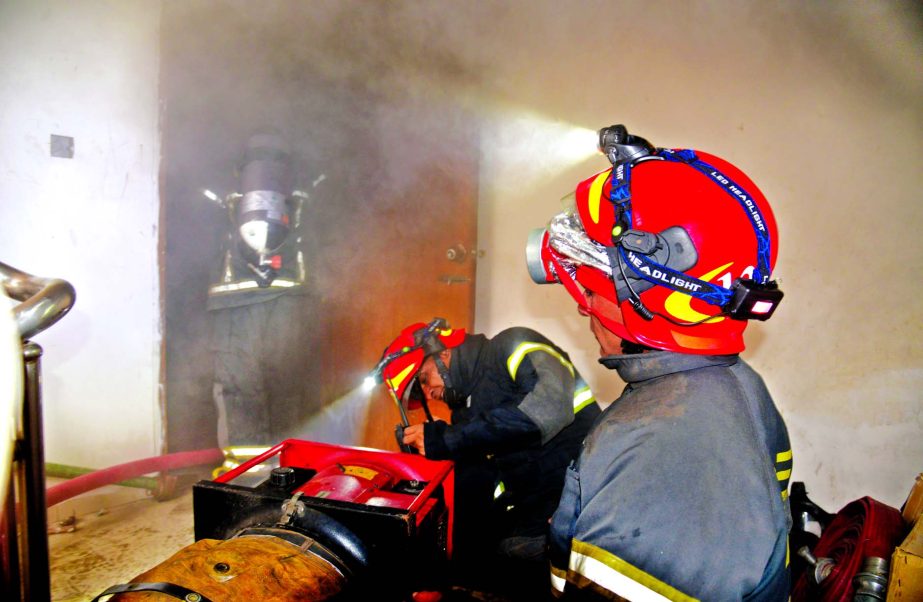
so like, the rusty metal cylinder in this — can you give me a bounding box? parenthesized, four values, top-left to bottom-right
(106, 532, 347, 601)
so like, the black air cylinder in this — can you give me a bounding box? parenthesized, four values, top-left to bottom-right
(237, 131, 294, 255)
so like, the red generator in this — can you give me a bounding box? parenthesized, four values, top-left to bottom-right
(192, 439, 455, 600)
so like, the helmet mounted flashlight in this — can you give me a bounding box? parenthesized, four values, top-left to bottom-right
(598, 124, 655, 167)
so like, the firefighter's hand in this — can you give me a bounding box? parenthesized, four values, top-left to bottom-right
(402, 424, 426, 456)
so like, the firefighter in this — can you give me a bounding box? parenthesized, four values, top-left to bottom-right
(207, 130, 319, 447)
(376, 319, 601, 598)
(526, 125, 792, 600)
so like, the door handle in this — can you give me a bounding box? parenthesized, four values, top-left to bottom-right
(439, 275, 471, 285)
(445, 244, 485, 263)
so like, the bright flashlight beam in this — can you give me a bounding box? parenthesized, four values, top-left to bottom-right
(294, 385, 372, 446)
(362, 375, 377, 392)
(553, 126, 602, 166)
(480, 110, 605, 185)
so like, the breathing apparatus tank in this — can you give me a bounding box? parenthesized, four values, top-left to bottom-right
(235, 131, 296, 286)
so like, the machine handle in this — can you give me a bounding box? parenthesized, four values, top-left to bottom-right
(0, 261, 76, 340)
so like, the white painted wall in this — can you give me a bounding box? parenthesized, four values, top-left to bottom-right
(0, 1, 162, 467)
(475, 2, 923, 512)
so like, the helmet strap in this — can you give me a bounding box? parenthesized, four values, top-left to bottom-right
(608, 148, 782, 321)
(433, 352, 453, 389)
(433, 352, 465, 406)
(658, 149, 773, 283)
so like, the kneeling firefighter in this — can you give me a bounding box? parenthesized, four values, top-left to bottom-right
(375, 319, 601, 598)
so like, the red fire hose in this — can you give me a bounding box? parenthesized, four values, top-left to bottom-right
(792, 496, 906, 601)
(45, 448, 223, 507)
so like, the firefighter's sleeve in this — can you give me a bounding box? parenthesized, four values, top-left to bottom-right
(423, 406, 541, 461)
(548, 461, 581, 596)
(514, 351, 575, 444)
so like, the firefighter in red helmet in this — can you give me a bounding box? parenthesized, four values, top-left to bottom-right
(526, 125, 792, 600)
(376, 319, 600, 599)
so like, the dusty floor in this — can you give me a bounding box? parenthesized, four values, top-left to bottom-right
(48, 488, 195, 602)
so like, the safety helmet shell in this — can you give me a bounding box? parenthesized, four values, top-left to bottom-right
(573, 151, 779, 354)
(380, 321, 466, 401)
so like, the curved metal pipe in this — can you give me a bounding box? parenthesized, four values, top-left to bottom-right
(0, 261, 76, 340)
(1, 261, 76, 601)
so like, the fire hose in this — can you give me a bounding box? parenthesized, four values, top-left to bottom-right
(792, 496, 906, 601)
(45, 448, 223, 507)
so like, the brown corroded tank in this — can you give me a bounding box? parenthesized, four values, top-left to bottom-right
(107, 531, 347, 601)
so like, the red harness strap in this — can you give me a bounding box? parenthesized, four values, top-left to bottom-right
(548, 253, 634, 343)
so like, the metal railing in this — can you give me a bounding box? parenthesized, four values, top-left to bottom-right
(1, 261, 75, 602)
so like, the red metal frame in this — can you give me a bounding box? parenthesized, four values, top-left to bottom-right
(215, 439, 455, 553)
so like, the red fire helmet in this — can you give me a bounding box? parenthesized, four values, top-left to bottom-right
(378, 320, 466, 401)
(528, 149, 780, 355)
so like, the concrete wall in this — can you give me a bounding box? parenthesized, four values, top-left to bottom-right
(0, 0, 162, 466)
(475, 1, 923, 511)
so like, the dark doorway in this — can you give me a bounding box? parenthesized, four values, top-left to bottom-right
(159, 2, 479, 452)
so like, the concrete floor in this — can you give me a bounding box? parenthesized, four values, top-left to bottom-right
(48, 485, 195, 602)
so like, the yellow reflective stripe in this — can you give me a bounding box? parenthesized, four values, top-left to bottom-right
(570, 540, 699, 602)
(494, 481, 506, 500)
(587, 170, 610, 225)
(223, 445, 271, 460)
(387, 363, 417, 391)
(216, 446, 272, 477)
(573, 386, 595, 413)
(550, 566, 567, 593)
(209, 278, 301, 294)
(507, 343, 575, 381)
(775, 449, 792, 495)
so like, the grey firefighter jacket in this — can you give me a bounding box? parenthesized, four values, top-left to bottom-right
(422, 327, 601, 541)
(549, 351, 792, 601)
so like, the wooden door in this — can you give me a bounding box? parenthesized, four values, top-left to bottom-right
(353, 100, 479, 451)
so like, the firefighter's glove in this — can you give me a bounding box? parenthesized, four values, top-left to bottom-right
(402, 423, 427, 456)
